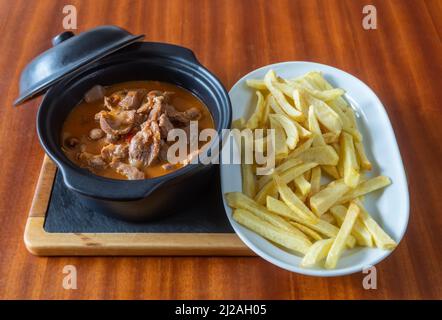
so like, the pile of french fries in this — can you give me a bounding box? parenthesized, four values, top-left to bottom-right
(226, 70, 397, 269)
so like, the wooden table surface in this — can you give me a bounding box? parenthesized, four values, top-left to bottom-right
(0, 0, 441, 300)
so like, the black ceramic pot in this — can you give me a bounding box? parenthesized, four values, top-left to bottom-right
(18, 27, 231, 221)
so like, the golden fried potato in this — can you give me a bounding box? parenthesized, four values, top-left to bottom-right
(295, 146, 339, 166)
(301, 238, 334, 267)
(246, 91, 266, 129)
(255, 162, 318, 204)
(273, 174, 318, 222)
(226, 70, 394, 270)
(341, 132, 360, 187)
(338, 176, 391, 204)
(310, 179, 351, 216)
(325, 202, 360, 269)
(266, 197, 356, 248)
(330, 205, 373, 247)
(354, 200, 397, 250)
(233, 209, 311, 254)
(269, 114, 299, 150)
(264, 70, 304, 121)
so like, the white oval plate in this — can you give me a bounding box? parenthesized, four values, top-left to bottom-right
(220, 61, 409, 277)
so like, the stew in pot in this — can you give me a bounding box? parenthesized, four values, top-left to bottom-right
(61, 81, 215, 180)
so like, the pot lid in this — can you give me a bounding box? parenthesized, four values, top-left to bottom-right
(14, 25, 144, 105)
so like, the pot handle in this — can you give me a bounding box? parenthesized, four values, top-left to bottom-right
(52, 31, 75, 46)
(59, 164, 167, 201)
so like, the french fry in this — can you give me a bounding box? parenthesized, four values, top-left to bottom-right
(257, 158, 302, 190)
(301, 238, 334, 267)
(292, 88, 309, 116)
(254, 135, 267, 153)
(304, 169, 312, 181)
(294, 121, 312, 138)
(294, 146, 339, 166)
(225, 192, 308, 239)
(241, 163, 256, 198)
(245, 79, 267, 90)
(306, 87, 345, 102)
(255, 162, 318, 204)
(355, 141, 372, 171)
(264, 70, 304, 121)
(345, 106, 358, 128)
(300, 72, 354, 114)
(233, 209, 311, 254)
(321, 165, 340, 179)
(300, 72, 349, 108)
(266, 196, 302, 221)
(355, 200, 397, 250)
(289, 223, 315, 241)
(262, 94, 271, 127)
(288, 137, 314, 158)
(269, 116, 289, 160)
(268, 94, 287, 117)
(328, 103, 356, 135)
(308, 105, 325, 146)
(301, 72, 363, 141)
(310, 97, 343, 133)
(332, 142, 340, 154)
(338, 176, 391, 204)
(295, 189, 308, 202)
(320, 212, 336, 225)
(325, 202, 360, 269)
(236, 124, 256, 198)
(290, 222, 323, 241)
(343, 127, 363, 143)
(310, 179, 351, 216)
(323, 132, 340, 144)
(330, 205, 373, 247)
(246, 91, 265, 129)
(273, 81, 295, 98)
(294, 175, 311, 196)
(269, 114, 299, 150)
(337, 140, 344, 178)
(273, 174, 318, 222)
(237, 123, 256, 198)
(341, 132, 360, 187)
(296, 71, 328, 90)
(231, 117, 246, 130)
(310, 166, 321, 195)
(331, 104, 362, 142)
(287, 78, 345, 101)
(266, 197, 356, 248)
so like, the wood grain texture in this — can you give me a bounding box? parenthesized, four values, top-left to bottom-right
(0, 0, 441, 299)
(24, 157, 252, 256)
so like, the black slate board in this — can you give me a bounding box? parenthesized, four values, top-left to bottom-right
(44, 168, 234, 234)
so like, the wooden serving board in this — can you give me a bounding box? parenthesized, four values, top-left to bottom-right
(24, 156, 253, 256)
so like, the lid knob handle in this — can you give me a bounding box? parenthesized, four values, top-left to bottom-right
(52, 31, 75, 46)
